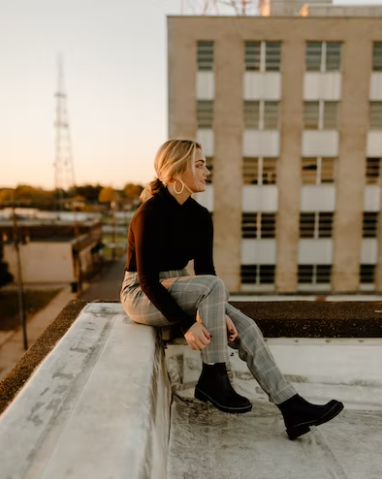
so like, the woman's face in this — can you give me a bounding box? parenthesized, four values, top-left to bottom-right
(178, 148, 210, 193)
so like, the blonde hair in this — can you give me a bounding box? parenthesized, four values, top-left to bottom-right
(140, 139, 202, 202)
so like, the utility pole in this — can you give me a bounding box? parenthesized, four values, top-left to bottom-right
(11, 197, 28, 350)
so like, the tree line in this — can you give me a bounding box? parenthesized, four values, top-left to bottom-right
(0, 183, 144, 211)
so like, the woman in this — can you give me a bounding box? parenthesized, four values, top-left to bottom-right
(120, 139, 344, 440)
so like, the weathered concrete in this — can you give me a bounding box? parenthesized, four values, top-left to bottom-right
(166, 338, 382, 479)
(0, 303, 171, 479)
(1, 300, 382, 479)
(0, 298, 86, 413)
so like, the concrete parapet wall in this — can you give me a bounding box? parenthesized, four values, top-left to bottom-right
(1, 300, 382, 478)
(0, 303, 170, 479)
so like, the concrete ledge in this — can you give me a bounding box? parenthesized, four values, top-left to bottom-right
(161, 301, 382, 340)
(231, 301, 382, 337)
(0, 299, 87, 415)
(0, 303, 170, 479)
(1, 300, 382, 478)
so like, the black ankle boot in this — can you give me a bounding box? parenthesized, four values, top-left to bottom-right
(194, 362, 252, 414)
(278, 394, 344, 440)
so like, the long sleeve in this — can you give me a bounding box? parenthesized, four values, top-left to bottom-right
(194, 211, 216, 276)
(133, 209, 196, 333)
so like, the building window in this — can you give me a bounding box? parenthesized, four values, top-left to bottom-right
(366, 158, 380, 185)
(323, 101, 338, 129)
(300, 213, 316, 238)
(244, 158, 275, 185)
(370, 102, 382, 130)
(298, 265, 332, 284)
(197, 41, 214, 71)
(318, 213, 333, 238)
(321, 158, 336, 184)
(265, 42, 282, 71)
(245, 41, 261, 71)
(360, 264, 375, 284)
(372, 42, 382, 72)
(264, 101, 279, 129)
(302, 158, 336, 185)
(306, 42, 341, 72)
(304, 101, 338, 130)
(243, 157, 258, 185)
(300, 212, 334, 239)
(244, 101, 279, 130)
(243, 158, 277, 185)
(206, 157, 213, 184)
(245, 41, 281, 72)
(244, 101, 260, 128)
(363, 212, 379, 238)
(304, 101, 320, 129)
(197, 100, 214, 128)
(242, 213, 276, 239)
(262, 158, 277, 185)
(241, 264, 275, 285)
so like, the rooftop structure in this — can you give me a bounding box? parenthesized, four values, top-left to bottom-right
(0, 300, 381, 478)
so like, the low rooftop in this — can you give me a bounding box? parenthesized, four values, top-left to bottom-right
(0, 300, 381, 478)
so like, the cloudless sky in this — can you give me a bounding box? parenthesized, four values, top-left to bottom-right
(1, 0, 381, 190)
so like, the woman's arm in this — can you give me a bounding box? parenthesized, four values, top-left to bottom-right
(194, 210, 216, 276)
(133, 209, 196, 333)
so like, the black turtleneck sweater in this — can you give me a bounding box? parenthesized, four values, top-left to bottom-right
(125, 185, 216, 333)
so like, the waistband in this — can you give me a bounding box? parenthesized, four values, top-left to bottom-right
(123, 268, 189, 285)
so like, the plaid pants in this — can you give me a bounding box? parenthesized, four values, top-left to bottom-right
(120, 269, 297, 404)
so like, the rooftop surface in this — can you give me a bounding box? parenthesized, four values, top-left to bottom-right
(0, 301, 381, 478)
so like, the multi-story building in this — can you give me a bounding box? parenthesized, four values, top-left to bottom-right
(167, 5, 382, 294)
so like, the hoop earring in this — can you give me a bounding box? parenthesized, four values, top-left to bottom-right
(174, 180, 184, 195)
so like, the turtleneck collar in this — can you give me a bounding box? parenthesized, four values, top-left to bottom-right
(157, 184, 192, 208)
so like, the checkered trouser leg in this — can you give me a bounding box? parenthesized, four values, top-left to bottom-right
(121, 271, 297, 404)
(226, 304, 297, 405)
(121, 273, 230, 364)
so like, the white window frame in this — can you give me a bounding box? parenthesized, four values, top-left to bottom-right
(244, 100, 279, 130)
(242, 212, 276, 239)
(306, 42, 342, 73)
(197, 41, 214, 72)
(241, 264, 275, 285)
(243, 157, 277, 185)
(302, 157, 336, 185)
(245, 41, 281, 72)
(304, 100, 338, 130)
(300, 212, 334, 239)
(363, 212, 379, 238)
(372, 42, 382, 72)
(298, 264, 332, 285)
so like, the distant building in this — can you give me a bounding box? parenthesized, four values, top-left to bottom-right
(0, 220, 102, 287)
(168, 6, 382, 293)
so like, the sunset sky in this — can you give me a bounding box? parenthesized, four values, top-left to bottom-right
(1, 0, 381, 190)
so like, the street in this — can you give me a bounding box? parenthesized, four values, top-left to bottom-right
(80, 257, 126, 302)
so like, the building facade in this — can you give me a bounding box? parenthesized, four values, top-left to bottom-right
(168, 15, 382, 293)
(1, 220, 102, 286)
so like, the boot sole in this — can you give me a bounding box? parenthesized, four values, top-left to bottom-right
(195, 386, 253, 414)
(286, 401, 344, 440)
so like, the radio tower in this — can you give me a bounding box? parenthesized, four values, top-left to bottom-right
(54, 55, 76, 210)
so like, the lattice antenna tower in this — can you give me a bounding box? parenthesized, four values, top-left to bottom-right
(54, 55, 76, 209)
(181, 0, 258, 15)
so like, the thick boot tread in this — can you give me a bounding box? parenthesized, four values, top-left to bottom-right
(194, 386, 252, 414)
(285, 401, 344, 440)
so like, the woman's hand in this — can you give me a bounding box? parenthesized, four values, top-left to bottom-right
(184, 322, 211, 350)
(226, 315, 238, 343)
